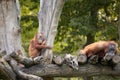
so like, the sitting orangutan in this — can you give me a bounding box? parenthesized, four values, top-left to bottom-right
(29, 33, 52, 58)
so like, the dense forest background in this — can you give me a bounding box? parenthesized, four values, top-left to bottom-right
(19, 0, 120, 80)
(20, 0, 119, 55)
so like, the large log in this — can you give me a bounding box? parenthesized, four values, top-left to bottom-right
(0, 52, 120, 79)
(22, 63, 120, 77)
(9, 52, 120, 77)
(112, 55, 120, 64)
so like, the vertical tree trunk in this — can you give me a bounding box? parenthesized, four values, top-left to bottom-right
(38, 0, 64, 80)
(38, 0, 65, 64)
(0, 0, 22, 55)
(0, 0, 22, 80)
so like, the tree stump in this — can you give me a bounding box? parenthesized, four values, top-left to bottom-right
(77, 54, 87, 64)
(53, 55, 64, 66)
(112, 55, 120, 64)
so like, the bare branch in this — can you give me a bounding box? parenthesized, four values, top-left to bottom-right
(0, 51, 43, 80)
(0, 59, 16, 80)
(9, 59, 43, 80)
(10, 52, 44, 67)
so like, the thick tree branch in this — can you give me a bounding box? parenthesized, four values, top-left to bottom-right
(0, 59, 16, 80)
(0, 51, 43, 80)
(10, 51, 44, 67)
(9, 59, 43, 80)
(1, 51, 118, 79)
(9, 52, 120, 77)
(21, 63, 120, 77)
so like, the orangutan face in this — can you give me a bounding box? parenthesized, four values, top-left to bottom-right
(104, 44, 116, 61)
(37, 33, 44, 43)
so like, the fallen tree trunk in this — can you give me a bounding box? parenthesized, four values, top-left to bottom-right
(0, 51, 120, 80)
(22, 63, 120, 77)
(20, 55, 120, 78)
(9, 52, 120, 77)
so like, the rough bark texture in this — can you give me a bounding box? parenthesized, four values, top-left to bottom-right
(38, 0, 65, 64)
(1, 50, 120, 80)
(0, 0, 40, 80)
(0, 51, 43, 80)
(0, 58, 16, 80)
(22, 63, 120, 77)
(9, 52, 120, 79)
(0, 0, 22, 54)
(0, 0, 23, 79)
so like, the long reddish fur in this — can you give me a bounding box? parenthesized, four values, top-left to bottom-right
(80, 41, 118, 58)
(29, 33, 51, 58)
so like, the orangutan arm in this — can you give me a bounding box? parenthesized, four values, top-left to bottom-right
(35, 44, 52, 49)
(33, 40, 51, 50)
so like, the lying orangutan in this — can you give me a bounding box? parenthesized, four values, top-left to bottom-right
(80, 41, 118, 61)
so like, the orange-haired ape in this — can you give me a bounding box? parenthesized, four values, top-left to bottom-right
(80, 41, 118, 60)
(29, 33, 52, 58)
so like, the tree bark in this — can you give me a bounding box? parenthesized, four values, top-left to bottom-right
(0, 58, 16, 80)
(38, 0, 65, 64)
(0, 0, 22, 55)
(10, 52, 120, 78)
(22, 63, 120, 77)
(1, 50, 120, 80)
(38, 0, 65, 79)
(78, 54, 87, 64)
(0, 0, 22, 79)
(0, 0, 38, 79)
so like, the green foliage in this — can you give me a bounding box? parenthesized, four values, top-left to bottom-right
(54, 0, 119, 54)
(20, 0, 39, 53)
(20, 0, 119, 55)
